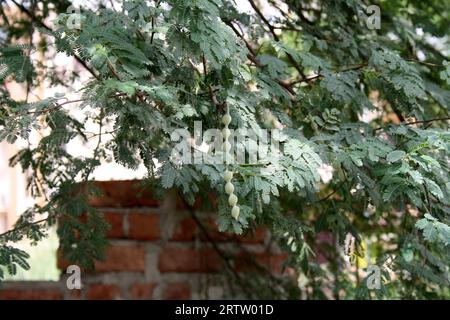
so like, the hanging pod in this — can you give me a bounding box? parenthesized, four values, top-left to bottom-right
(222, 114, 232, 126)
(222, 108, 240, 220)
(223, 170, 233, 182)
(231, 205, 240, 220)
(225, 181, 234, 194)
(228, 194, 238, 206)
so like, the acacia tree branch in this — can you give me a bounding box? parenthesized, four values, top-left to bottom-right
(10, 0, 99, 80)
(26, 93, 127, 115)
(290, 62, 369, 85)
(401, 116, 450, 126)
(0, 217, 49, 240)
(374, 116, 450, 131)
(316, 181, 346, 203)
(224, 21, 258, 58)
(248, 0, 279, 41)
(267, 0, 290, 20)
(297, 3, 316, 26)
(405, 59, 442, 68)
(26, 98, 86, 114)
(202, 53, 226, 111)
(150, 0, 161, 44)
(247, 0, 306, 79)
(223, 20, 296, 99)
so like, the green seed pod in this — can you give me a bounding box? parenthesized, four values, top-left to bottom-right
(222, 128, 231, 139)
(223, 170, 233, 182)
(222, 114, 232, 126)
(262, 193, 270, 204)
(231, 205, 240, 220)
(228, 193, 238, 206)
(291, 243, 297, 252)
(225, 182, 234, 194)
(287, 236, 294, 246)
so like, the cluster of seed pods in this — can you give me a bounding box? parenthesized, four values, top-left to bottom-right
(283, 232, 298, 252)
(222, 108, 240, 220)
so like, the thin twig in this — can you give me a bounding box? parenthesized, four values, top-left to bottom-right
(26, 98, 86, 114)
(0, 217, 49, 240)
(247, 0, 305, 78)
(290, 62, 369, 85)
(405, 59, 442, 68)
(223, 20, 296, 99)
(374, 116, 450, 131)
(316, 181, 346, 203)
(150, 0, 161, 44)
(202, 53, 226, 110)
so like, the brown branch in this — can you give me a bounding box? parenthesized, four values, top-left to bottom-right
(374, 116, 450, 131)
(0, 217, 49, 240)
(405, 59, 442, 68)
(106, 59, 121, 80)
(290, 62, 369, 85)
(267, 0, 291, 21)
(297, 3, 316, 26)
(224, 20, 257, 57)
(423, 185, 433, 214)
(26, 98, 85, 114)
(27, 92, 128, 115)
(316, 181, 346, 203)
(150, 0, 161, 44)
(247, 0, 305, 79)
(401, 116, 450, 126)
(248, 0, 279, 41)
(202, 53, 207, 76)
(223, 20, 296, 99)
(202, 53, 225, 110)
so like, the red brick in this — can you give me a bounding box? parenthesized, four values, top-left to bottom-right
(163, 282, 191, 300)
(158, 246, 221, 273)
(56, 250, 70, 271)
(95, 244, 146, 272)
(129, 282, 156, 299)
(89, 181, 160, 208)
(238, 228, 267, 244)
(199, 219, 266, 244)
(68, 289, 83, 300)
(87, 284, 121, 300)
(198, 218, 230, 242)
(171, 217, 266, 244)
(58, 244, 146, 273)
(128, 212, 160, 240)
(235, 252, 288, 274)
(262, 252, 288, 274)
(171, 218, 198, 241)
(313, 231, 333, 264)
(0, 289, 63, 300)
(103, 212, 125, 238)
(176, 192, 217, 210)
(176, 196, 203, 210)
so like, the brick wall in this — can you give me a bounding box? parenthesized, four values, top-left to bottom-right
(0, 181, 288, 300)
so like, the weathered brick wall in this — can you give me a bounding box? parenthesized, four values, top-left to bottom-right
(0, 181, 288, 300)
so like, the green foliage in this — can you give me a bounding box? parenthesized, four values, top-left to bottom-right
(0, 45, 34, 83)
(0, 0, 449, 299)
(0, 246, 30, 280)
(416, 214, 450, 246)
